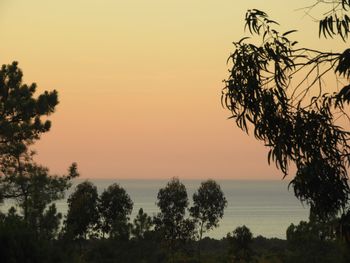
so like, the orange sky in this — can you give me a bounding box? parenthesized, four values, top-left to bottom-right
(0, 1, 346, 179)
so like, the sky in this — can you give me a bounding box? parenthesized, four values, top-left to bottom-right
(0, 0, 346, 179)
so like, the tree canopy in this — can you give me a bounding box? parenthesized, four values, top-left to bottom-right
(0, 61, 58, 161)
(0, 62, 79, 239)
(227, 225, 254, 263)
(222, 5, 350, 219)
(131, 208, 153, 240)
(65, 181, 99, 240)
(98, 183, 133, 239)
(190, 179, 227, 240)
(154, 177, 195, 261)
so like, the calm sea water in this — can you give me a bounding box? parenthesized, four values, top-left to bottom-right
(2, 179, 309, 239)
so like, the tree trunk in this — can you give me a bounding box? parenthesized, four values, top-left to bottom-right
(198, 221, 204, 262)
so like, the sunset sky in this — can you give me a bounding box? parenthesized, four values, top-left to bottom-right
(0, 1, 346, 179)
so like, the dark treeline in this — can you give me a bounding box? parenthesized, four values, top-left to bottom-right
(1, 175, 350, 263)
(1, 173, 230, 262)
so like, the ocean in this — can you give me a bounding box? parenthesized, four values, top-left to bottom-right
(2, 179, 309, 239)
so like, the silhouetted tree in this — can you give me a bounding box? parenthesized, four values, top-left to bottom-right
(0, 62, 59, 210)
(40, 203, 62, 240)
(0, 207, 42, 263)
(64, 181, 99, 240)
(0, 61, 78, 235)
(286, 219, 349, 263)
(227, 225, 254, 263)
(222, 7, 350, 220)
(98, 183, 133, 240)
(190, 179, 227, 261)
(154, 177, 195, 262)
(131, 208, 153, 239)
(1, 162, 78, 238)
(190, 179, 227, 240)
(0, 61, 58, 161)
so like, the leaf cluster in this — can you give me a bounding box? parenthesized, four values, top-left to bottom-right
(154, 177, 192, 243)
(222, 10, 350, 219)
(98, 183, 133, 239)
(317, 0, 350, 40)
(65, 181, 99, 239)
(0, 62, 58, 159)
(190, 179, 227, 238)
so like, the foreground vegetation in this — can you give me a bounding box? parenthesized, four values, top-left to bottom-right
(0, 163, 349, 262)
(1, 207, 350, 263)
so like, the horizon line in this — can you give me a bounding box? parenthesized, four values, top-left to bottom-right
(75, 177, 289, 181)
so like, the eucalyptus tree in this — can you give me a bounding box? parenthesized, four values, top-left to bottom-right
(64, 181, 99, 240)
(154, 177, 195, 262)
(189, 179, 226, 261)
(190, 179, 227, 241)
(222, 4, 350, 219)
(98, 183, 133, 240)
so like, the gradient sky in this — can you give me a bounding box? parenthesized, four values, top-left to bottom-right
(0, 1, 346, 179)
